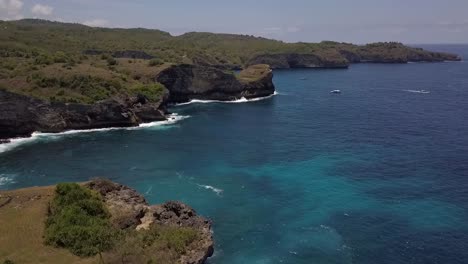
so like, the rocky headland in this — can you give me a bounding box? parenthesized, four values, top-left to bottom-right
(0, 64, 275, 140)
(0, 89, 167, 139)
(0, 179, 214, 264)
(156, 64, 275, 103)
(247, 43, 461, 69)
(86, 179, 214, 264)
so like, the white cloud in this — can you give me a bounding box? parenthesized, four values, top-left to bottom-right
(31, 4, 53, 16)
(83, 19, 109, 27)
(0, 0, 24, 20)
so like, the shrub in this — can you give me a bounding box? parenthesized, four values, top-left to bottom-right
(53, 51, 68, 63)
(104, 225, 200, 263)
(148, 58, 163, 67)
(44, 183, 118, 257)
(132, 83, 165, 101)
(34, 54, 53, 65)
(3, 260, 15, 264)
(106, 57, 117, 66)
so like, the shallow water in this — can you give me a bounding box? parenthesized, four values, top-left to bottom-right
(1, 45, 468, 263)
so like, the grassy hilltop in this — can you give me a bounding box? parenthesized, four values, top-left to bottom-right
(0, 19, 461, 105)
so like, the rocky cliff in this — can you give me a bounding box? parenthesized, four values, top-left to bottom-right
(247, 43, 461, 69)
(0, 89, 167, 140)
(85, 179, 214, 264)
(247, 53, 349, 69)
(156, 64, 275, 103)
(0, 179, 214, 264)
(0, 63, 275, 140)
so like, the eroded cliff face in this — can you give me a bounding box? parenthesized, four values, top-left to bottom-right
(0, 63, 275, 139)
(86, 179, 214, 264)
(0, 89, 167, 140)
(246, 45, 461, 69)
(247, 53, 349, 69)
(156, 64, 275, 103)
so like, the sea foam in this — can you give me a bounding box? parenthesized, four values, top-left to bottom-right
(403, 90, 431, 94)
(197, 184, 224, 196)
(175, 91, 278, 106)
(0, 113, 189, 154)
(0, 174, 15, 187)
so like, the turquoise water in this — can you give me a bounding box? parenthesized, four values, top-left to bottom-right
(1, 45, 468, 263)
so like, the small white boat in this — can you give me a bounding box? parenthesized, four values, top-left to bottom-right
(330, 90, 342, 94)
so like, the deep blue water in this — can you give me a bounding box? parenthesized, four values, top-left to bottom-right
(1, 45, 468, 263)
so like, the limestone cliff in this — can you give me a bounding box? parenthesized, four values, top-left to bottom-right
(156, 64, 275, 103)
(86, 179, 214, 264)
(0, 89, 167, 140)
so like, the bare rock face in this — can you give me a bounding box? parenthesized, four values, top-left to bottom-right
(86, 179, 214, 264)
(156, 64, 275, 104)
(86, 179, 149, 229)
(0, 89, 167, 140)
(144, 202, 214, 264)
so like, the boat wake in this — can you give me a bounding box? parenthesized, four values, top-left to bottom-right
(0, 113, 190, 154)
(176, 91, 278, 106)
(403, 90, 431, 94)
(197, 184, 224, 196)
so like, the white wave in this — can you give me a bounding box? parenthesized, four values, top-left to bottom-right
(403, 90, 430, 94)
(144, 185, 153, 195)
(0, 113, 189, 154)
(176, 91, 278, 106)
(0, 174, 15, 186)
(197, 184, 224, 196)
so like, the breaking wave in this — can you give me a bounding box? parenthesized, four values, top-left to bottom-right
(197, 184, 224, 196)
(0, 174, 15, 187)
(175, 91, 278, 106)
(0, 114, 190, 154)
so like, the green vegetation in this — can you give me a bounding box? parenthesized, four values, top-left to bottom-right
(105, 225, 199, 263)
(238, 64, 270, 82)
(132, 83, 166, 101)
(0, 19, 458, 104)
(44, 183, 118, 257)
(0, 184, 203, 264)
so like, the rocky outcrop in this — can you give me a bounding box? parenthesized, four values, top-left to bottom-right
(0, 89, 167, 140)
(247, 53, 349, 69)
(354, 43, 462, 63)
(247, 44, 461, 69)
(0, 63, 275, 139)
(156, 64, 275, 103)
(86, 179, 214, 264)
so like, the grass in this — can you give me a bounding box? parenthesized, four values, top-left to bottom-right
(0, 19, 457, 104)
(104, 225, 200, 264)
(0, 186, 97, 264)
(44, 183, 117, 257)
(0, 184, 202, 264)
(237, 64, 271, 82)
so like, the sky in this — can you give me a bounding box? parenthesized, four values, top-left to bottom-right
(1, 0, 468, 44)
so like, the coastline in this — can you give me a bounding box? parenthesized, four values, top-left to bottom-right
(0, 92, 279, 154)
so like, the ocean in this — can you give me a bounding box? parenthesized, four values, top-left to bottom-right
(1, 45, 468, 264)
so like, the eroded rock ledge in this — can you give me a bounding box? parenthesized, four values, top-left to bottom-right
(156, 64, 275, 104)
(0, 63, 275, 140)
(86, 179, 214, 264)
(0, 89, 167, 139)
